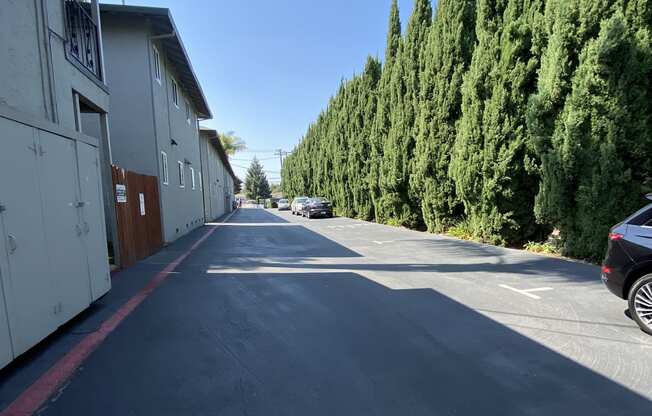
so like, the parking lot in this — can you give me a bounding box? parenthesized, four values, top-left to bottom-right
(2, 207, 651, 415)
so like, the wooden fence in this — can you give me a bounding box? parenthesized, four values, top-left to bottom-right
(111, 165, 163, 268)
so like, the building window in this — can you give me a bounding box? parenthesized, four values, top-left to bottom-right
(171, 78, 179, 107)
(153, 46, 161, 84)
(178, 161, 185, 188)
(186, 100, 191, 124)
(190, 167, 196, 190)
(161, 151, 169, 185)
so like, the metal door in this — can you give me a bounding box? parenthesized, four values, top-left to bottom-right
(37, 131, 91, 325)
(77, 142, 111, 301)
(0, 219, 14, 368)
(0, 118, 56, 355)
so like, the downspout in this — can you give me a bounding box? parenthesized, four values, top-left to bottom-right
(37, 0, 58, 123)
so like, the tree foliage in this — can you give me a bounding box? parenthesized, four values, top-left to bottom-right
(245, 158, 271, 200)
(282, 0, 652, 261)
(219, 131, 246, 156)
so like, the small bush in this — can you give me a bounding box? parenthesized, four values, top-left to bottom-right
(524, 241, 559, 255)
(446, 219, 478, 242)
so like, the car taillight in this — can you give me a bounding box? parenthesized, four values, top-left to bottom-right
(608, 232, 624, 241)
(601, 265, 613, 274)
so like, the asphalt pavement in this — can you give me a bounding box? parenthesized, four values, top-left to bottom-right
(2, 207, 651, 415)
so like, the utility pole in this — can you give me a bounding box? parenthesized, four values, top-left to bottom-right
(275, 149, 285, 168)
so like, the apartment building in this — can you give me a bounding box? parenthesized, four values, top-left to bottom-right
(199, 128, 237, 221)
(0, 0, 112, 369)
(99, 4, 211, 243)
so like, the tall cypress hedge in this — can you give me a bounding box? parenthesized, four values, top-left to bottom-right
(282, 0, 652, 261)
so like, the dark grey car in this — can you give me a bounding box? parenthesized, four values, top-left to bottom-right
(301, 198, 333, 219)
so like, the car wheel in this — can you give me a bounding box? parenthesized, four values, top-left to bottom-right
(628, 274, 652, 335)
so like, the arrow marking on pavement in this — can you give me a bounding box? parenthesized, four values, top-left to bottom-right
(499, 284, 553, 300)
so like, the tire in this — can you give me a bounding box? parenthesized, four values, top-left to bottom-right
(628, 274, 652, 335)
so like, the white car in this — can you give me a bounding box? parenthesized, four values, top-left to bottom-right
(291, 197, 309, 215)
(277, 199, 290, 210)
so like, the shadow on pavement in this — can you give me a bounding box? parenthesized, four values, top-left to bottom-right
(37, 271, 652, 415)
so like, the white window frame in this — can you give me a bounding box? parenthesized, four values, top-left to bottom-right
(153, 46, 162, 84)
(190, 167, 196, 190)
(161, 151, 169, 185)
(198, 170, 202, 191)
(178, 161, 185, 188)
(171, 78, 179, 108)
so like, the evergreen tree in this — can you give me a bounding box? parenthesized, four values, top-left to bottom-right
(369, 0, 401, 221)
(348, 57, 382, 219)
(533, 0, 652, 259)
(451, 0, 545, 245)
(378, 0, 432, 227)
(411, 0, 476, 232)
(281, 0, 652, 261)
(244, 157, 272, 200)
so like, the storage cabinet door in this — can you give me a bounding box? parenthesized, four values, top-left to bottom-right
(0, 229, 14, 368)
(77, 142, 111, 301)
(0, 118, 55, 355)
(38, 131, 91, 325)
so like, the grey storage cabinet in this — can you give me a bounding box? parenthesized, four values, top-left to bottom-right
(0, 116, 111, 368)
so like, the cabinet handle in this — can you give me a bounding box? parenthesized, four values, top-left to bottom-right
(83, 222, 90, 234)
(7, 235, 17, 253)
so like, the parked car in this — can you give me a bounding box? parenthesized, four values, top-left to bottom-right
(291, 197, 309, 215)
(301, 197, 333, 219)
(277, 199, 290, 210)
(602, 193, 652, 335)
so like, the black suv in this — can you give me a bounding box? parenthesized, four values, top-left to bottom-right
(301, 198, 333, 219)
(602, 194, 652, 335)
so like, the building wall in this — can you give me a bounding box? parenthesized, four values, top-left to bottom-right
(100, 16, 205, 243)
(0, 0, 110, 127)
(99, 16, 157, 176)
(0, 0, 111, 368)
(151, 40, 205, 242)
(199, 132, 235, 221)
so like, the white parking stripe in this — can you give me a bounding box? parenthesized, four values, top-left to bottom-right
(499, 284, 553, 300)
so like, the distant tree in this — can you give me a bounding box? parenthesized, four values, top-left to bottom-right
(219, 131, 246, 156)
(244, 158, 271, 200)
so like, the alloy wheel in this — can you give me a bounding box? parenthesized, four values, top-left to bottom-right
(634, 282, 652, 330)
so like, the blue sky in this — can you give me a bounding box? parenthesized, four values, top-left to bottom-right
(103, 0, 418, 182)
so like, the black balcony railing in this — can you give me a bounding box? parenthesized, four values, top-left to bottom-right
(65, 0, 102, 80)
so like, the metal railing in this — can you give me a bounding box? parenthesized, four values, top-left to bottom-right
(65, 0, 102, 80)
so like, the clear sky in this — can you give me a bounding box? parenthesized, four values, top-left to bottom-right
(103, 0, 418, 182)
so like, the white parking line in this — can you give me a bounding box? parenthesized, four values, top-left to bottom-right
(499, 284, 553, 300)
(372, 240, 394, 245)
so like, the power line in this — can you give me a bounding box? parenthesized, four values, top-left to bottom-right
(229, 156, 278, 162)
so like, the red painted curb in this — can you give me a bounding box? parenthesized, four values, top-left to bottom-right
(0, 226, 218, 416)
